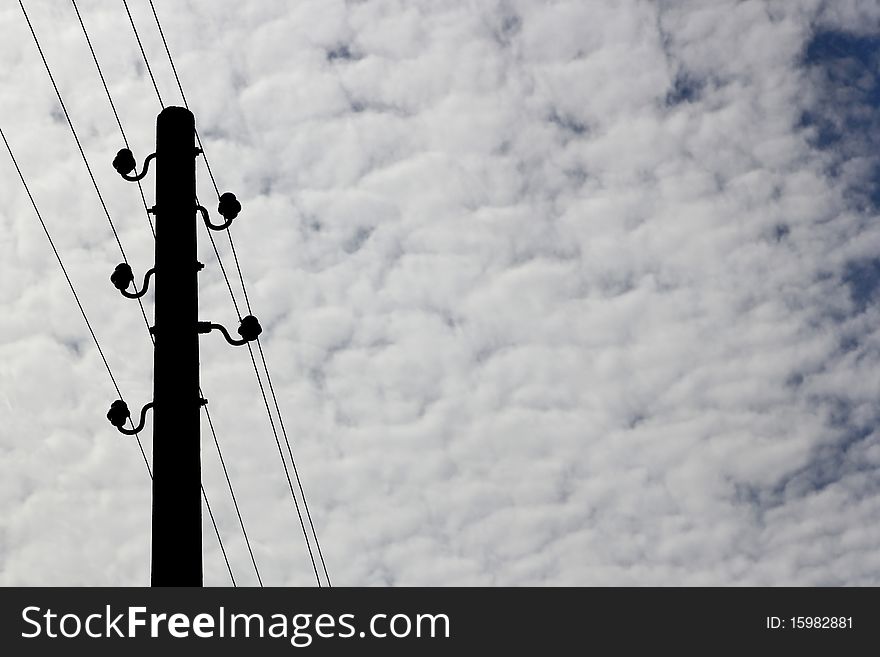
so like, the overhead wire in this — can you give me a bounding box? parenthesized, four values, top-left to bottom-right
(204, 402, 263, 586)
(0, 125, 153, 512)
(145, 0, 331, 585)
(71, 0, 246, 584)
(17, 0, 153, 350)
(111, 0, 263, 586)
(201, 220, 317, 587)
(201, 482, 235, 586)
(245, 341, 322, 585)
(66, 0, 262, 585)
(253, 340, 332, 586)
(228, 237, 332, 586)
(70, 0, 155, 238)
(121, 0, 164, 108)
(16, 0, 235, 585)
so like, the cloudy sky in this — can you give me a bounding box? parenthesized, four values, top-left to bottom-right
(1, 0, 879, 586)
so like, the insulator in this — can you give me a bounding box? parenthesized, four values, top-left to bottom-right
(218, 192, 241, 221)
(113, 148, 136, 176)
(107, 400, 130, 428)
(237, 315, 262, 342)
(110, 263, 134, 291)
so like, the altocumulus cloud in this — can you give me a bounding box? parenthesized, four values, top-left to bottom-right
(0, 0, 879, 585)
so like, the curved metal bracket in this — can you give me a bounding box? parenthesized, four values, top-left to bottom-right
(198, 204, 233, 231)
(121, 267, 156, 299)
(198, 321, 248, 346)
(121, 152, 157, 182)
(118, 402, 154, 435)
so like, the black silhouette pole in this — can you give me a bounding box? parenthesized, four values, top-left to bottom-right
(107, 107, 252, 586)
(151, 106, 202, 586)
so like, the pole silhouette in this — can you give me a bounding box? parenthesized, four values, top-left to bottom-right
(151, 106, 202, 586)
(107, 108, 256, 585)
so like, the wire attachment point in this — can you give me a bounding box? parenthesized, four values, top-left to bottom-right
(196, 192, 241, 230)
(218, 192, 241, 221)
(110, 263, 133, 291)
(238, 315, 262, 341)
(198, 316, 262, 346)
(110, 263, 155, 299)
(113, 149, 156, 182)
(107, 400, 154, 435)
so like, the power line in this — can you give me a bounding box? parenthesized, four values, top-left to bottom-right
(103, 0, 260, 587)
(205, 229, 244, 318)
(18, 0, 153, 346)
(203, 401, 264, 586)
(194, 192, 323, 586)
(4, 114, 239, 591)
(147, 0, 189, 110)
(142, 0, 253, 323)
(204, 226, 324, 583)
(1, 123, 158, 513)
(226, 232, 254, 320)
(142, 0, 246, 314)
(145, 0, 332, 586)
(221, 237, 332, 587)
(125, 1, 250, 329)
(201, 484, 235, 586)
(208, 207, 327, 586)
(69, 0, 155, 238)
(254, 340, 332, 586)
(227, 236, 332, 586)
(121, 0, 164, 108)
(108, 0, 261, 587)
(245, 341, 322, 585)
(0, 129, 240, 586)
(17, 1, 236, 585)
(204, 218, 325, 585)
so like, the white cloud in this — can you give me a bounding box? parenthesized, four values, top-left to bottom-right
(0, 0, 878, 585)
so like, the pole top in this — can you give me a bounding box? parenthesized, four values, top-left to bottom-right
(158, 105, 194, 127)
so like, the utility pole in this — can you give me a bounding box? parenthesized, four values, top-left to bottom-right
(105, 107, 253, 586)
(151, 106, 202, 586)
